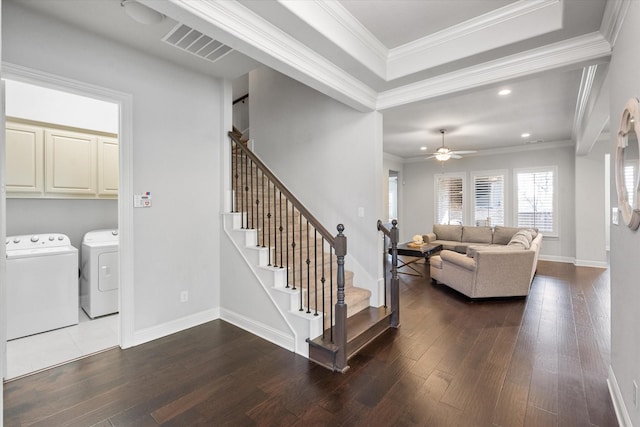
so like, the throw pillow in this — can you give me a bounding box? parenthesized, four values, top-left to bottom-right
(508, 230, 532, 249)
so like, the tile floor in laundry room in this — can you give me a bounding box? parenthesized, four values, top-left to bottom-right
(5, 308, 118, 380)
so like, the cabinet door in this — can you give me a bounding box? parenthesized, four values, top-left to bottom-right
(6, 123, 44, 194)
(45, 129, 97, 195)
(98, 136, 119, 195)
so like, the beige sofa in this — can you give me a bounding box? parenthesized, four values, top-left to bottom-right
(425, 225, 542, 298)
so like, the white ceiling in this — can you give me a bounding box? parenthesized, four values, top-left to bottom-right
(11, 0, 614, 159)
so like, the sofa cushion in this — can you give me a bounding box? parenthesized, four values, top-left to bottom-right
(433, 224, 463, 241)
(461, 226, 492, 243)
(508, 230, 532, 249)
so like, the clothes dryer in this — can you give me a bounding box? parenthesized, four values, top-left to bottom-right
(80, 229, 119, 318)
(6, 233, 78, 340)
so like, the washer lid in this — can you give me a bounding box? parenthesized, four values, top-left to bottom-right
(6, 234, 75, 253)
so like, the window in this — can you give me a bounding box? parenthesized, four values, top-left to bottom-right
(624, 162, 638, 208)
(472, 171, 505, 226)
(515, 166, 557, 235)
(435, 173, 465, 225)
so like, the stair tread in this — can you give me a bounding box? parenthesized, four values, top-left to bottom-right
(308, 306, 392, 350)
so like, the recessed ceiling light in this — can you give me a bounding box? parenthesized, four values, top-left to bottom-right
(420, 146, 427, 151)
(498, 89, 512, 96)
(521, 132, 531, 138)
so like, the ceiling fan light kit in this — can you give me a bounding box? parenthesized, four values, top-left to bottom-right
(427, 129, 475, 161)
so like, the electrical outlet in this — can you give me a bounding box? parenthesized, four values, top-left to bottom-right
(634, 380, 639, 408)
(180, 290, 189, 303)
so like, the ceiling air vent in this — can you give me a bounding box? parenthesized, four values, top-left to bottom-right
(163, 24, 233, 64)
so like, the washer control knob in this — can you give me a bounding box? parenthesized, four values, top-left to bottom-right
(30, 235, 39, 243)
(5, 239, 9, 245)
(112, 230, 118, 236)
(58, 236, 64, 241)
(49, 236, 55, 241)
(13, 238, 20, 244)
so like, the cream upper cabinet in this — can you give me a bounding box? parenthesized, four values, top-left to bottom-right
(6, 123, 44, 194)
(4, 119, 117, 199)
(98, 136, 119, 195)
(45, 129, 98, 195)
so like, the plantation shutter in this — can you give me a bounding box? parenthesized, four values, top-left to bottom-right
(436, 175, 463, 224)
(516, 169, 554, 233)
(473, 174, 504, 226)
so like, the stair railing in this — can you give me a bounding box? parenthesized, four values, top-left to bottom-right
(377, 219, 400, 327)
(229, 131, 347, 349)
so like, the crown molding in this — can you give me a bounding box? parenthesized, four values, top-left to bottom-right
(150, 0, 377, 111)
(278, 0, 388, 79)
(378, 32, 611, 111)
(600, 0, 631, 47)
(387, 0, 562, 80)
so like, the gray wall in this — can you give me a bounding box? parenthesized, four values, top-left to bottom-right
(5, 1, 223, 332)
(575, 137, 610, 267)
(608, 2, 640, 424)
(249, 66, 384, 299)
(402, 144, 576, 261)
(7, 199, 117, 261)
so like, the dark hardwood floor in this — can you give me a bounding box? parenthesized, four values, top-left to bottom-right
(4, 260, 617, 426)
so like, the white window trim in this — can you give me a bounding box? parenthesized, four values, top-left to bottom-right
(513, 165, 558, 237)
(434, 172, 467, 225)
(471, 169, 508, 227)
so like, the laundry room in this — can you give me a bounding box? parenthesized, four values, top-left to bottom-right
(4, 79, 120, 379)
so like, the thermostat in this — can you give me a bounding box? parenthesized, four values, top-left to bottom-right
(134, 192, 152, 208)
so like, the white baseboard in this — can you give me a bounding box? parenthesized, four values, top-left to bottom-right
(608, 365, 633, 427)
(574, 259, 608, 268)
(133, 308, 220, 346)
(220, 307, 295, 352)
(538, 254, 574, 264)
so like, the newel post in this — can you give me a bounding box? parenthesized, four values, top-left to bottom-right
(334, 224, 349, 372)
(390, 220, 400, 328)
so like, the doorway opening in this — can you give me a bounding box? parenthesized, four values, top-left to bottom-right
(4, 79, 120, 380)
(388, 170, 399, 222)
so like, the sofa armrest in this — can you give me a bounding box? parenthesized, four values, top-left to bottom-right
(440, 250, 477, 271)
(423, 233, 437, 244)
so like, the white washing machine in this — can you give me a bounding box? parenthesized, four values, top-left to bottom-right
(80, 229, 119, 318)
(6, 233, 79, 340)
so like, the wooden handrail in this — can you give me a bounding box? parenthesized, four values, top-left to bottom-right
(229, 131, 336, 246)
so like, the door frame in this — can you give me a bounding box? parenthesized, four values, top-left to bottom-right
(1, 63, 136, 358)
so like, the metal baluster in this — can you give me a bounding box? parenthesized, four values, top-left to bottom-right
(306, 219, 311, 314)
(321, 239, 326, 337)
(313, 229, 318, 316)
(291, 205, 296, 291)
(268, 180, 274, 266)
(330, 247, 334, 343)
(279, 191, 283, 268)
(250, 158, 255, 230)
(261, 170, 266, 248)
(231, 141, 236, 212)
(286, 200, 290, 287)
(299, 213, 304, 311)
(254, 163, 260, 241)
(242, 152, 247, 229)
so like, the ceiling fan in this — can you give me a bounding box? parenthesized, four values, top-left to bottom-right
(426, 129, 476, 161)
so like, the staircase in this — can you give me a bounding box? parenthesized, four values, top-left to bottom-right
(226, 130, 400, 371)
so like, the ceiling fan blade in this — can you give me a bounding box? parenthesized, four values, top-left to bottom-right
(425, 155, 437, 159)
(451, 150, 477, 155)
(449, 153, 462, 159)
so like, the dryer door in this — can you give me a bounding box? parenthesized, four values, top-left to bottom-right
(98, 251, 119, 292)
